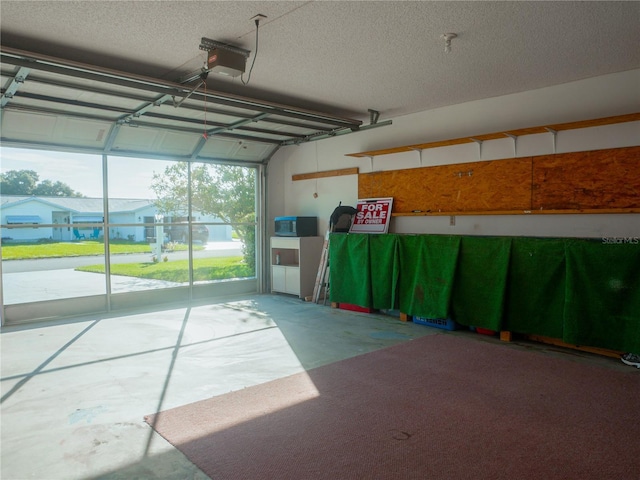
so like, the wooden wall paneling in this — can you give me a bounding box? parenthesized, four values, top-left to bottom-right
(358, 157, 532, 214)
(453, 158, 532, 212)
(358, 168, 412, 212)
(532, 146, 640, 211)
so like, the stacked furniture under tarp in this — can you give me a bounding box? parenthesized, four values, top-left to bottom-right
(329, 233, 640, 353)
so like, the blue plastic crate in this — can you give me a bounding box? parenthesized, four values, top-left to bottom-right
(413, 316, 459, 331)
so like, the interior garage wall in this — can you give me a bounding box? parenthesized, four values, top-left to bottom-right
(267, 69, 640, 238)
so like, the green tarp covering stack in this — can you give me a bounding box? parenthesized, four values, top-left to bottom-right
(398, 235, 460, 320)
(506, 238, 566, 339)
(563, 239, 640, 352)
(329, 233, 640, 353)
(450, 236, 511, 331)
(369, 234, 400, 310)
(329, 234, 371, 308)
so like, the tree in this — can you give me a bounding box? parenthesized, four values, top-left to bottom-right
(0, 169, 39, 195)
(151, 162, 256, 270)
(33, 179, 80, 197)
(0, 169, 84, 197)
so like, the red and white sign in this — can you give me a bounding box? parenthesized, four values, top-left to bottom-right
(349, 197, 393, 234)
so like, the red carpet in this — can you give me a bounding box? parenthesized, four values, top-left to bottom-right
(145, 334, 640, 479)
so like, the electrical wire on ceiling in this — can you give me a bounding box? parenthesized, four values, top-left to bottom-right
(203, 78, 208, 139)
(314, 142, 319, 198)
(241, 16, 264, 85)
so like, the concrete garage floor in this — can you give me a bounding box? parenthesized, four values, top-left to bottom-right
(0, 294, 626, 480)
(1, 295, 437, 480)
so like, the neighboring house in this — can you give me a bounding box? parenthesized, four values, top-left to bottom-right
(0, 195, 231, 242)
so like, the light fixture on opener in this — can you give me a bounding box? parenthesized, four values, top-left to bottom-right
(441, 33, 457, 53)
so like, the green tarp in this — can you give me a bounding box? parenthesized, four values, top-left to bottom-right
(329, 233, 371, 307)
(563, 239, 640, 352)
(505, 238, 566, 338)
(328, 233, 639, 352)
(451, 236, 512, 330)
(398, 235, 460, 319)
(369, 234, 400, 310)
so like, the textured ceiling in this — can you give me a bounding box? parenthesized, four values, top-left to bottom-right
(2, 1, 639, 122)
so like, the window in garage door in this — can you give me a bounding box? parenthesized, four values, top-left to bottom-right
(1, 148, 105, 304)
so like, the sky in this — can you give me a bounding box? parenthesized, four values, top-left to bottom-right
(0, 147, 175, 199)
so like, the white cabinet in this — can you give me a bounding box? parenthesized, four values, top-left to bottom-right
(270, 236, 323, 298)
(271, 265, 288, 293)
(271, 265, 301, 295)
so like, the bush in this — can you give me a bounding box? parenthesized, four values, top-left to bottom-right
(237, 213, 256, 275)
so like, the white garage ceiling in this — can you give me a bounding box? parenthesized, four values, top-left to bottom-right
(1, 1, 639, 163)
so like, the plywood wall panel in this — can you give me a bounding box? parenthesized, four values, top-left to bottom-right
(532, 146, 640, 210)
(358, 158, 532, 214)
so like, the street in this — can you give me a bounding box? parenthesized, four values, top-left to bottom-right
(2, 241, 243, 273)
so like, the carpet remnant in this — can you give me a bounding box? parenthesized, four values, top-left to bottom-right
(145, 334, 640, 480)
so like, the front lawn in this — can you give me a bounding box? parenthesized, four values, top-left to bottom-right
(76, 256, 253, 282)
(2, 240, 196, 260)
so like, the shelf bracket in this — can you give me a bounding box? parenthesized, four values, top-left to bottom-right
(504, 133, 518, 156)
(409, 147, 424, 166)
(364, 155, 374, 171)
(545, 127, 558, 153)
(470, 138, 483, 159)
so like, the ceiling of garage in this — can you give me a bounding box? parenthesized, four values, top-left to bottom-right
(1, 1, 639, 164)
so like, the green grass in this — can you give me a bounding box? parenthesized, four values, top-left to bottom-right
(1, 240, 196, 260)
(76, 256, 253, 282)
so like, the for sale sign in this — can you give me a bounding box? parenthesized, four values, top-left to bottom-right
(349, 197, 394, 234)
